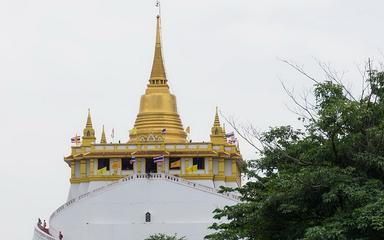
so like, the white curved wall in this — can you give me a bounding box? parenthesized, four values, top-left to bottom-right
(225, 181, 238, 188)
(68, 178, 238, 201)
(50, 178, 238, 240)
(68, 181, 111, 200)
(192, 180, 214, 188)
(87, 181, 110, 192)
(67, 183, 79, 201)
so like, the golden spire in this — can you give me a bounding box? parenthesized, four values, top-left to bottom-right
(214, 106, 221, 127)
(86, 108, 93, 128)
(129, 15, 187, 143)
(149, 15, 167, 85)
(210, 107, 226, 144)
(100, 125, 107, 144)
(82, 109, 96, 145)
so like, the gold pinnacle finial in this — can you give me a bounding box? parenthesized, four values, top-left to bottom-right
(82, 109, 96, 145)
(210, 107, 226, 144)
(100, 125, 107, 144)
(214, 106, 221, 127)
(149, 15, 167, 85)
(86, 108, 93, 128)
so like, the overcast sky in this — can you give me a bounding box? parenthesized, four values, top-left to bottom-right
(1, 0, 383, 239)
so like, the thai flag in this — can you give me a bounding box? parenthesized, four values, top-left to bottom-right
(71, 136, 81, 143)
(130, 156, 136, 164)
(225, 132, 235, 138)
(228, 137, 238, 145)
(153, 155, 164, 163)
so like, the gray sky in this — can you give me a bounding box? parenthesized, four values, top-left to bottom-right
(1, 0, 383, 239)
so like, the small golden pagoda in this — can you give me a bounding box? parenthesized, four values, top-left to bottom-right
(64, 15, 242, 191)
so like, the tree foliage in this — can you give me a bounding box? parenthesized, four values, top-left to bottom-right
(145, 233, 186, 240)
(206, 64, 384, 240)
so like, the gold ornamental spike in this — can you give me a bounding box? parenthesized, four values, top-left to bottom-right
(214, 106, 221, 127)
(100, 125, 107, 144)
(149, 15, 167, 84)
(82, 109, 96, 145)
(86, 108, 93, 128)
(210, 107, 226, 144)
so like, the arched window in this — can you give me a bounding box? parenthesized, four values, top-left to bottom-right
(145, 212, 151, 222)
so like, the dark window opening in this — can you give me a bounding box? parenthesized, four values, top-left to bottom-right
(98, 158, 110, 170)
(121, 158, 133, 170)
(145, 158, 157, 173)
(193, 157, 205, 170)
(169, 157, 181, 170)
(145, 212, 151, 222)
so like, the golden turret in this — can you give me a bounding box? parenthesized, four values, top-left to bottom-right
(100, 125, 107, 144)
(129, 15, 187, 143)
(210, 107, 227, 144)
(214, 107, 221, 127)
(82, 109, 96, 146)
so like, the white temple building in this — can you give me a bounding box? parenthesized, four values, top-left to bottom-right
(33, 14, 242, 240)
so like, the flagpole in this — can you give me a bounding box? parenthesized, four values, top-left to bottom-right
(111, 128, 115, 143)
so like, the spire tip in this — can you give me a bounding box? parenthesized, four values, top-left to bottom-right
(149, 12, 167, 84)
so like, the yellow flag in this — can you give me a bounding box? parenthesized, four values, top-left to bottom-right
(186, 165, 197, 173)
(170, 160, 181, 169)
(112, 162, 121, 170)
(97, 167, 107, 175)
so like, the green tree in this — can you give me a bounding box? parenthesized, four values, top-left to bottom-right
(145, 233, 186, 240)
(206, 63, 384, 240)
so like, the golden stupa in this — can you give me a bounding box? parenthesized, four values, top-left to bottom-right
(129, 16, 187, 143)
(64, 15, 242, 187)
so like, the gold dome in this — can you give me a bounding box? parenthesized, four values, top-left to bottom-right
(129, 16, 187, 143)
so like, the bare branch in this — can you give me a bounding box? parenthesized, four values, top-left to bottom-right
(220, 114, 263, 152)
(281, 81, 318, 124)
(356, 62, 368, 100)
(284, 103, 310, 120)
(221, 112, 319, 168)
(278, 58, 320, 84)
(316, 60, 357, 101)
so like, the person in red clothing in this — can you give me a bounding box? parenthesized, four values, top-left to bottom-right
(59, 231, 63, 240)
